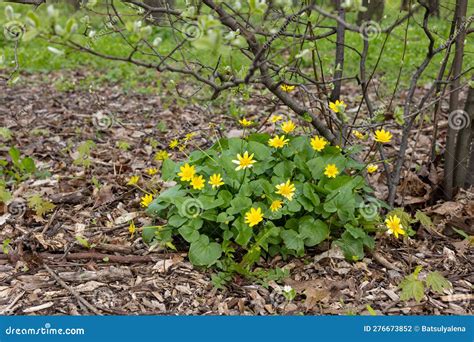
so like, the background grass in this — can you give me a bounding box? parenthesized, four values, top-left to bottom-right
(0, 1, 472, 95)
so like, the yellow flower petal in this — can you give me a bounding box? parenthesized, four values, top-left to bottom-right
(275, 180, 296, 201)
(374, 129, 393, 144)
(140, 194, 154, 208)
(245, 207, 264, 227)
(209, 173, 224, 189)
(232, 151, 256, 171)
(281, 120, 296, 134)
(324, 164, 339, 178)
(268, 135, 289, 149)
(178, 163, 196, 182)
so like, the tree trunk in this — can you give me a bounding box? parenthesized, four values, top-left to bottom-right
(357, 0, 385, 24)
(401, 0, 411, 10)
(143, 0, 175, 23)
(444, 0, 468, 199)
(428, 0, 440, 17)
(456, 86, 474, 187)
(330, 0, 345, 102)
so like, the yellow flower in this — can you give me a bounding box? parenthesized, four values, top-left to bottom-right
(275, 180, 296, 201)
(127, 175, 140, 186)
(239, 118, 254, 127)
(232, 151, 256, 171)
(140, 194, 153, 208)
(281, 120, 296, 134)
(184, 132, 196, 142)
(178, 163, 196, 182)
(129, 221, 136, 236)
(169, 139, 179, 149)
(190, 175, 205, 190)
(324, 164, 339, 178)
(245, 207, 264, 227)
(178, 144, 186, 152)
(270, 115, 283, 123)
(353, 130, 365, 140)
(367, 164, 378, 174)
(310, 135, 328, 152)
(280, 84, 296, 92)
(329, 99, 347, 113)
(154, 150, 169, 161)
(209, 173, 224, 189)
(385, 215, 405, 238)
(146, 167, 158, 176)
(268, 135, 289, 149)
(270, 200, 283, 212)
(374, 129, 393, 144)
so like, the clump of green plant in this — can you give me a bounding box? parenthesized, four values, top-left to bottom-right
(0, 147, 37, 202)
(143, 118, 381, 272)
(27, 194, 55, 218)
(73, 140, 95, 169)
(0, 147, 36, 183)
(399, 266, 452, 302)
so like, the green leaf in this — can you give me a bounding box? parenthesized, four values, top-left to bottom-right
(0, 187, 12, 203)
(8, 147, 21, 166)
(415, 211, 434, 229)
(157, 186, 186, 203)
(248, 141, 272, 160)
(217, 190, 232, 207)
(27, 194, 55, 217)
(333, 231, 364, 261)
(142, 226, 161, 244)
(227, 196, 252, 215)
(299, 217, 329, 246)
(161, 159, 177, 181)
(145, 199, 169, 217)
(75, 235, 91, 249)
(280, 230, 304, 255)
(399, 273, 425, 303)
(425, 271, 452, 294)
(198, 195, 224, 210)
(283, 199, 299, 213)
(178, 225, 200, 243)
(274, 161, 294, 179)
(303, 183, 320, 206)
(366, 304, 377, 316)
(167, 215, 187, 228)
(324, 187, 356, 221)
(188, 235, 222, 266)
(0, 127, 12, 141)
(234, 218, 253, 246)
(21, 157, 36, 173)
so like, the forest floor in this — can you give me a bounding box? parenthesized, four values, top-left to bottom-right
(0, 71, 472, 315)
